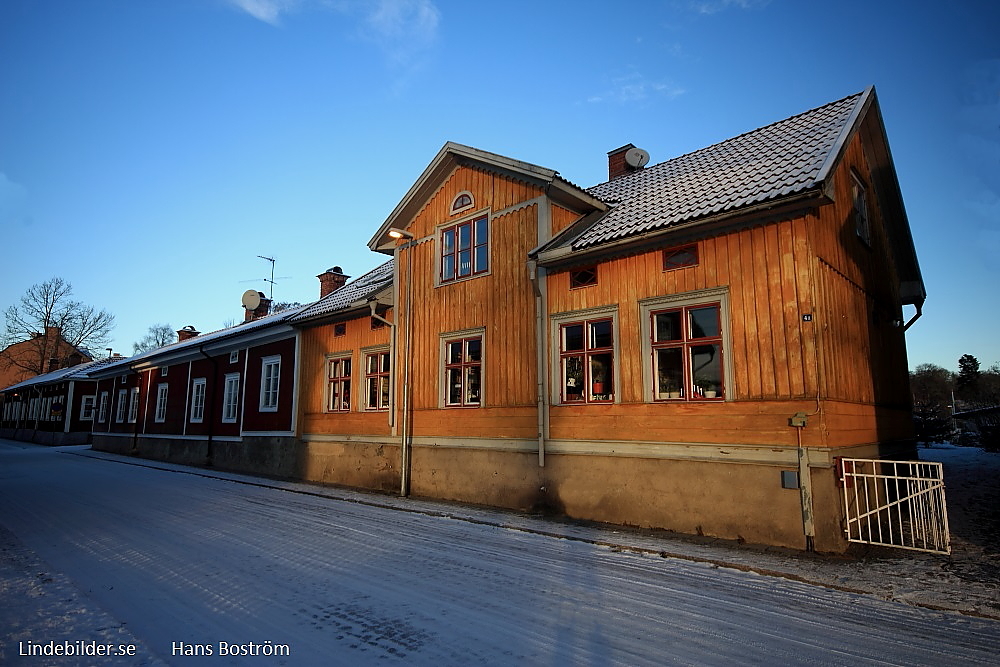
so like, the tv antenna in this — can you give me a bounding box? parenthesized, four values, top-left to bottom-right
(239, 255, 290, 300)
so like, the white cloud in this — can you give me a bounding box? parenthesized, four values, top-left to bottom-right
(688, 0, 770, 15)
(588, 73, 686, 105)
(362, 0, 440, 65)
(226, 0, 301, 25)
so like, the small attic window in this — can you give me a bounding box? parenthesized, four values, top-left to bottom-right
(334, 322, 346, 337)
(663, 244, 699, 271)
(451, 192, 474, 214)
(570, 266, 598, 289)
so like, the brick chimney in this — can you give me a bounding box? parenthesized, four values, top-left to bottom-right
(177, 326, 200, 342)
(244, 294, 272, 322)
(318, 266, 350, 298)
(608, 143, 648, 180)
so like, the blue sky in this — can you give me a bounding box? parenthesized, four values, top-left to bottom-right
(1, 0, 997, 372)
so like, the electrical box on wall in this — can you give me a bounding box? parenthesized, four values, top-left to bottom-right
(781, 470, 799, 489)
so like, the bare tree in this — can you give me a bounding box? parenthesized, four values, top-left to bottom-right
(1, 277, 116, 376)
(133, 323, 175, 354)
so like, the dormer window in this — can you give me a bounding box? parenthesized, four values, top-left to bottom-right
(451, 192, 474, 215)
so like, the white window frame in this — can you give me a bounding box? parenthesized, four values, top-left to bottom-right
(259, 355, 281, 412)
(549, 305, 619, 405)
(115, 389, 128, 423)
(80, 395, 96, 421)
(128, 387, 140, 423)
(222, 373, 240, 423)
(639, 287, 733, 403)
(190, 378, 207, 423)
(230, 350, 239, 364)
(98, 391, 109, 423)
(161, 366, 168, 377)
(154, 383, 168, 423)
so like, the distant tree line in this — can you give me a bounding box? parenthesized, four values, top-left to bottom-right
(911, 354, 1000, 450)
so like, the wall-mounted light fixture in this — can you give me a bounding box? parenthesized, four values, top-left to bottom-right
(388, 228, 414, 240)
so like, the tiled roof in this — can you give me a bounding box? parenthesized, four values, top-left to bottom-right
(571, 91, 865, 250)
(291, 260, 394, 322)
(89, 303, 311, 376)
(1, 356, 123, 392)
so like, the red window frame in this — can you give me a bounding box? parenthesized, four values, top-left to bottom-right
(444, 336, 482, 407)
(327, 356, 352, 412)
(559, 318, 614, 404)
(651, 303, 724, 401)
(441, 215, 489, 283)
(365, 351, 390, 411)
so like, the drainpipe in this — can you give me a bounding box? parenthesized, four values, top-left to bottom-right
(130, 364, 145, 455)
(902, 302, 922, 332)
(790, 412, 815, 552)
(198, 345, 218, 467)
(528, 260, 548, 467)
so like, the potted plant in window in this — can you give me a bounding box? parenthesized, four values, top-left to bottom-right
(592, 369, 605, 396)
(695, 375, 718, 399)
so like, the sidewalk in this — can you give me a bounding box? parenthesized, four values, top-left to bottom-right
(58, 442, 999, 621)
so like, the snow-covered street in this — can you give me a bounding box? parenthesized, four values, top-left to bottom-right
(1, 440, 998, 666)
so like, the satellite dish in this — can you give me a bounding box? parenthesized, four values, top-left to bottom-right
(624, 147, 650, 169)
(241, 289, 261, 311)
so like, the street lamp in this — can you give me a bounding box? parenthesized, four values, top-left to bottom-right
(387, 227, 415, 496)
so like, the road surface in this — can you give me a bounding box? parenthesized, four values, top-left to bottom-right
(1, 440, 997, 666)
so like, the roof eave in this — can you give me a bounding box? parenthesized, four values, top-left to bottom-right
(368, 142, 601, 253)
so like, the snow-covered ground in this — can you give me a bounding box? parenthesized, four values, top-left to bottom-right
(1, 439, 998, 666)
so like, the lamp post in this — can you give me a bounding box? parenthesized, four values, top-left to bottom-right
(387, 228, 415, 497)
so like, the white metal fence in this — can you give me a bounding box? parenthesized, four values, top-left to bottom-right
(839, 458, 951, 555)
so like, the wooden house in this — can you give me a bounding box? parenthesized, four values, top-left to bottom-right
(295, 86, 923, 551)
(88, 299, 302, 471)
(0, 356, 117, 445)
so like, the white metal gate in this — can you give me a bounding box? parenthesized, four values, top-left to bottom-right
(839, 458, 951, 555)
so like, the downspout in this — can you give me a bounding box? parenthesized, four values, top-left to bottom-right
(131, 365, 142, 455)
(198, 345, 218, 467)
(902, 302, 922, 332)
(369, 301, 397, 430)
(528, 260, 548, 467)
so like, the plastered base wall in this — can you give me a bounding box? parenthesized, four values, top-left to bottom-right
(89, 433, 918, 552)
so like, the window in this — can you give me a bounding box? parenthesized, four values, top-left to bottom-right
(559, 317, 615, 404)
(441, 215, 488, 283)
(129, 387, 140, 423)
(451, 191, 474, 214)
(327, 356, 352, 412)
(570, 266, 598, 289)
(153, 383, 168, 422)
(663, 244, 699, 271)
(370, 316, 386, 330)
(98, 392, 108, 423)
(80, 395, 96, 421)
(260, 356, 281, 411)
(190, 378, 206, 423)
(852, 172, 871, 244)
(115, 389, 128, 423)
(365, 351, 391, 411)
(641, 287, 730, 403)
(444, 336, 482, 407)
(230, 350, 239, 364)
(222, 373, 240, 423)
(334, 322, 346, 337)
(161, 366, 168, 377)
